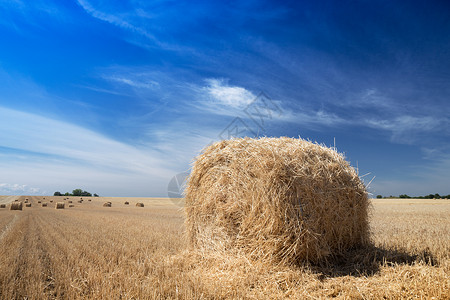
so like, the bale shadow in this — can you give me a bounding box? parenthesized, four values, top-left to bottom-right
(307, 245, 439, 279)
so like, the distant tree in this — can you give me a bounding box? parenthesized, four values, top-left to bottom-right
(434, 193, 441, 199)
(376, 195, 382, 199)
(80, 191, 92, 197)
(64, 192, 71, 196)
(54, 191, 62, 196)
(72, 189, 83, 196)
(399, 194, 411, 199)
(94, 193, 99, 197)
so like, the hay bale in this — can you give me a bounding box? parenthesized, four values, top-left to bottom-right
(69, 204, 75, 207)
(77, 200, 83, 203)
(68, 200, 73, 203)
(10, 202, 23, 211)
(25, 203, 31, 207)
(0, 204, 6, 208)
(135, 202, 144, 207)
(103, 202, 112, 207)
(38, 201, 41, 203)
(50, 200, 53, 203)
(185, 137, 369, 264)
(88, 199, 92, 201)
(55, 202, 65, 209)
(124, 201, 129, 205)
(42, 203, 48, 207)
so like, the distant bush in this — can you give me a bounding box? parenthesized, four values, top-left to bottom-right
(376, 195, 382, 199)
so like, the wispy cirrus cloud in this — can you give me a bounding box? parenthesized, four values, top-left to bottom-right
(0, 105, 175, 176)
(364, 115, 448, 144)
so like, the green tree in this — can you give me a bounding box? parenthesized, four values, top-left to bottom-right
(94, 193, 99, 197)
(376, 195, 382, 199)
(54, 191, 62, 196)
(72, 189, 83, 196)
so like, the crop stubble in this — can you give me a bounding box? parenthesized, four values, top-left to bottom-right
(0, 196, 448, 299)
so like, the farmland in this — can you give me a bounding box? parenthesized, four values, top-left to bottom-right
(0, 196, 448, 299)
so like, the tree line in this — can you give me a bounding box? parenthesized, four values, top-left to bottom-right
(54, 189, 99, 197)
(376, 193, 449, 199)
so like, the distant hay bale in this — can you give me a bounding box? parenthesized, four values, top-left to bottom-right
(50, 200, 53, 203)
(185, 137, 370, 264)
(38, 201, 41, 203)
(103, 202, 112, 207)
(124, 201, 129, 205)
(42, 203, 48, 207)
(88, 199, 92, 201)
(68, 201, 73, 203)
(25, 203, 31, 207)
(135, 202, 144, 207)
(77, 200, 83, 203)
(14, 199, 18, 202)
(55, 202, 65, 209)
(69, 204, 75, 207)
(10, 202, 23, 211)
(0, 204, 6, 208)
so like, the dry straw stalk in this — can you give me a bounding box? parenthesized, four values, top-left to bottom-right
(185, 137, 369, 265)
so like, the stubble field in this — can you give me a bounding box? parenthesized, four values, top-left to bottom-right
(0, 196, 448, 299)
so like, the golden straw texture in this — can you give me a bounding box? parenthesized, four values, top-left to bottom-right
(185, 137, 369, 265)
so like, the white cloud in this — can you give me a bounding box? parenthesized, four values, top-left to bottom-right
(0, 106, 176, 178)
(0, 183, 44, 195)
(103, 75, 159, 90)
(365, 115, 446, 143)
(203, 79, 256, 109)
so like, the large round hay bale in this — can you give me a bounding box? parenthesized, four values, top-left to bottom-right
(103, 202, 112, 207)
(135, 203, 144, 207)
(185, 137, 370, 264)
(10, 202, 23, 211)
(25, 203, 31, 207)
(42, 203, 48, 207)
(55, 202, 65, 209)
(0, 204, 6, 208)
(124, 201, 129, 205)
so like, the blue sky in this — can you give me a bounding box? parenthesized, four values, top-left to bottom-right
(0, 0, 449, 197)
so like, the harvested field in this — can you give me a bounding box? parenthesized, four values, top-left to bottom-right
(0, 197, 448, 299)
